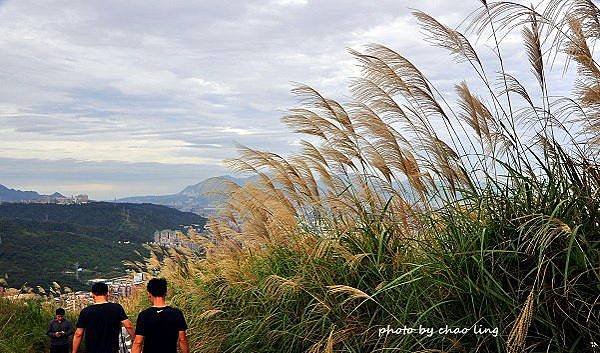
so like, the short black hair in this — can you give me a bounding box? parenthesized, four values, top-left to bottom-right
(147, 278, 167, 297)
(91, 282, 109, 295)
(56, 308, 65, 315)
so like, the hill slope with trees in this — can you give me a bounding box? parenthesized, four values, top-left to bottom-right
(0, 202, 205, 289)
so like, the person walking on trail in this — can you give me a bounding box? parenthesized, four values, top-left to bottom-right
(47, 307, 74, 353)
(72, 282, 135, 353)
(131, 278, 189, 353)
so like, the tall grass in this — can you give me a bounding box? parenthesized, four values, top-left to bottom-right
(149, 1, 600, 352)
(0, 299, 51, 353)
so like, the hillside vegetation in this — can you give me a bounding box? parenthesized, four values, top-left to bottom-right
(0, 202, 205, 289)
(0, 299, 55, 353)
(150, 1, 600, 352)
(0, 202, 204, 242)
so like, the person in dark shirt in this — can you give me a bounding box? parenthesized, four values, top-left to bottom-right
(47, 308, 74, 353)
(72, 282, 135, 353)
(132, 278, 189, 353)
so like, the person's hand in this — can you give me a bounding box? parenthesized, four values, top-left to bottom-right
(54, 332, 61, 337)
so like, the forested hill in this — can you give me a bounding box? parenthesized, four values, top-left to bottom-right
(0, 202, 206, 289)
(0, 202, 205, 242)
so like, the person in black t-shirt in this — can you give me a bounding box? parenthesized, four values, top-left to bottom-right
(72, 282, 135, 353)
(132, 278, 189, 353)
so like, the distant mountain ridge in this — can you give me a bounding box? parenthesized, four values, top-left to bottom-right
(1, 175, 252, 212)
(0, 184, 65, 202)
(116, 175, 252, 212)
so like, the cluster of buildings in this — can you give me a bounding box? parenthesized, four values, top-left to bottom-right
(153, 229, 202, 250)
(87, 273, 146, 298)
(55, 273, 147, 311)
(33, 194, 89, 205)
(0, 272, 146, 312)
(0, 194, 90, 205)
(190, 206, 220, 218)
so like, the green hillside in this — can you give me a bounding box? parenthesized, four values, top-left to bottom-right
(0, 202, 205, 242)
(0, 202, 206, 290)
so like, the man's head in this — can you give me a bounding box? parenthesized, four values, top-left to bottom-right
(147, 278, 168, 298)
(91, 282, 109, 302)
(55, 308, 65, 321)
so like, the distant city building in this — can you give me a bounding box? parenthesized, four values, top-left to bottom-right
(153, 229, 201, 251)
(56, 196, 73, 205)
(133, 272, 146, 285)
(85, 272, 146, 301)
(21, 193, 90, 205)
(153, 230, 179, 246)
(196, 207, 220, 217)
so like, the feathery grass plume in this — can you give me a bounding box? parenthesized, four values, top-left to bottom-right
(455, 82, 494, 145)
(264, 274, 302, 298)
(506, 289, 536, 353)
(135, 1, 600, 352)
(523, 14, 546, 89)
(413, 10, 482, 68)
(326, 285, 373, 303)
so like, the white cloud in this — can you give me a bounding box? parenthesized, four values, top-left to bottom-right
(0, 0, 577, 197)
(273, 0, 308, 6)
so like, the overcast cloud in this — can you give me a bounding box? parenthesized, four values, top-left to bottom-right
(0, 0, 575, 199)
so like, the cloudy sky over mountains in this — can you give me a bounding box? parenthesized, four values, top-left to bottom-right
(0, 0, 571, 199)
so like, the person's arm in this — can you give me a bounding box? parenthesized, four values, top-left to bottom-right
(116, 304, 135, 340)
(178, 331, 189, 353)
(131, 334, 144, 353)
(47, 321, 56, 337)
(122, 319, 135, 340)
(72, 328, 84, 353)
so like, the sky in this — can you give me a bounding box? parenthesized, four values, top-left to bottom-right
(0, 0, 573, 199)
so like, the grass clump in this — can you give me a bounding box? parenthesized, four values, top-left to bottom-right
(0, 299, 52, 353)
(147, 1, 600, 352)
